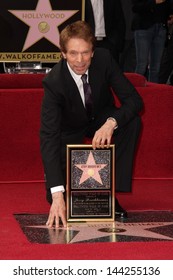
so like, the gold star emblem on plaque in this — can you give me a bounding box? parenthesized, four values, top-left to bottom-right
(75, 151, 107, 185)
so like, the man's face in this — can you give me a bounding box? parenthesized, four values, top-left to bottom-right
(62, 38, 94, 75)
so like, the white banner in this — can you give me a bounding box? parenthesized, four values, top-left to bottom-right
(0, 260, 172, 280)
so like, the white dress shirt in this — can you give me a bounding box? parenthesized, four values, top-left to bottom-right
(90, 0, 106, 37)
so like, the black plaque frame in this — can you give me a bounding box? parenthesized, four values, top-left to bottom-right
(66, 145, 115, 222)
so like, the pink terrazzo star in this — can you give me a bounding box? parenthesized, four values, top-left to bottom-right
(75, 151, 107, 185)
(8, 0, 78, 51)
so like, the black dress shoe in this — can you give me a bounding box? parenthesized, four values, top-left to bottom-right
(115, 198, 128, 218)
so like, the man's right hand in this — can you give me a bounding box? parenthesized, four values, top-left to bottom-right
(46, 192, 67, 228)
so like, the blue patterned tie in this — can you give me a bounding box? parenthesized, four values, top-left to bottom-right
(81, 74, 93, 118)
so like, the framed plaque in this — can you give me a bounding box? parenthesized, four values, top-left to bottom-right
(66, 145, 115, 222)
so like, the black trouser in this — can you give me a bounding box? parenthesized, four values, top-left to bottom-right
(95, 38, 120, 64)
(159, 35, 173, 84)
(114, 115, 141, 192)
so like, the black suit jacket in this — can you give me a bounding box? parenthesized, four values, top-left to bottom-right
(40, 48, 143, 189)
(131, 0, 173, 31)
(85, 0, 126, 51)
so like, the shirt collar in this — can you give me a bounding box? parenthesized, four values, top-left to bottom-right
(67, 62, 89, 83)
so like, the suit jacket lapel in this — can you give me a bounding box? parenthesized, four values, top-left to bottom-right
(88, 64, 101, 111)
(62, 61, 87, 116)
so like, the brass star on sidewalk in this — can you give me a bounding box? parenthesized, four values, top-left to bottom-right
(27, 221, 173, 244)
(8, 0, 78, 51)
(75, 151, 107, 185)
(66, 222, 173, 243)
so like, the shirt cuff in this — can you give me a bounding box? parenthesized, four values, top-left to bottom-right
(107, 117, 118, 129)
(50, 185, 65, 194)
